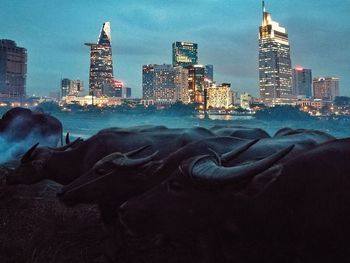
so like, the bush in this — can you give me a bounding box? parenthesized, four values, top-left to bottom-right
(254, 105, 313, 121)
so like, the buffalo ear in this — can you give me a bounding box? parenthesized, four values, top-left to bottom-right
(31, 160, 44, 170)
(238, 165, 282, 198)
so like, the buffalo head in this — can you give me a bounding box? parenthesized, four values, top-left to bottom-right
(58, 145, 158, 206)
(6, 137, 82, 185)
(118, 145, 294, 237)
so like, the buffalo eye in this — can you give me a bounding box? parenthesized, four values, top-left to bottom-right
(167, 180, 184, 193)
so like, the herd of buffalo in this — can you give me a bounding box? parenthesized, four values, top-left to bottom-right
(1, 107, 350, 262)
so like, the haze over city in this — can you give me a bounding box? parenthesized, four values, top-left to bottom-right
(0, 0, 349, 97)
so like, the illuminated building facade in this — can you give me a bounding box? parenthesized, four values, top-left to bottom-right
(259, 1, 292, 105)
(313, 77, 339, 102)
(207, 83, 233, 109)
(61, 78, 84, 98)
(172, 42, 198, 67)
(292, 67, 312, 98)
(85, 22, 114, 97)
(188, 65, 206, 103)
(61, 95, 122, 107)
(142, 64, 189, 104)
(0, 39, 27, 99)
(142, 65, 156, 100)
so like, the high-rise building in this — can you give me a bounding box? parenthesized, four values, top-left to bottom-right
(142, 64, 189, 104)
(188, 65, 206, 103)
(207, 83, 233, 109)
(258, 1, 292, 105)
(172, 42, 198, 67)
(61, 78, 84, 97)
(204, 65, 214, 82)
(85, 22, 114, 97)
(292, 67, 312, 98)
(313, 77, 339, 102)
(0, 39, 27, 99)
(142, 64, 156, 100)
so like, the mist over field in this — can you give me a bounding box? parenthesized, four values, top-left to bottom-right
(51, 112, 350, 139)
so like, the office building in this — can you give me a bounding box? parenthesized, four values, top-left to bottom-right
(85, 22, 114, 97)
(258, 1, 292, 105)
(313, 77, 339, 102)
(61, 78, 84, 97)
(172, 42, 198, 67)
(0, 39, 27, 99)
(142, 64, 189, 104)
(292, 67, 312, 98)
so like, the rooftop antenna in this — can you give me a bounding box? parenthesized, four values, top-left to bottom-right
(262, 0, 266, 13)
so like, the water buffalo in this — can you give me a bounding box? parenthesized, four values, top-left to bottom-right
(0, 107, 62, 143)
(210, 125, 270, 139)
(225, 128, 335, 166)
(119, 138, 350, 262)
(58, 136, 258, 262)
(6, 126, 216, 185)
(0, 107, 63, 163)
(59, 128, 334, 208)
(58, 136, 258, 206)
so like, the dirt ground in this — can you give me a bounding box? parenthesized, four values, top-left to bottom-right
(0, 167, 196, 263)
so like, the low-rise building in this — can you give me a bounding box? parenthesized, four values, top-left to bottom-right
(207, 83, 233, 109)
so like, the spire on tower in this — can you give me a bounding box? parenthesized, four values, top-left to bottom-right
(262, 0, 266, 13)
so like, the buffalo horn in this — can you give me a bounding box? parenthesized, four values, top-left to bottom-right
(66, 132, 70, 144)
(221, 139, 260, 163)
(51, 137, 82, 151)
(21, 143, 39, 163)
(112, 150, 159, 168)
(191, 145, 294, 183)
(125, 145, 151, 157)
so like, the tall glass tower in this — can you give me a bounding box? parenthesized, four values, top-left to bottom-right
(172, 42, 198, 68)
(259, 1, 292, 105)
(85, 22, 114, 97)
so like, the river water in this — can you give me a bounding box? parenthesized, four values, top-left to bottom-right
(51, 112, 350, 139)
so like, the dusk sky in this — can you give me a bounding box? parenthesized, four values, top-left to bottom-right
(0, 0, 349, 97)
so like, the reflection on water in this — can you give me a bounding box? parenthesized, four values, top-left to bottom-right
(50, 112, 350, 139)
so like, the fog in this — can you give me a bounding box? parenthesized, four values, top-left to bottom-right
(53, 112, 350, 139)
(0, 114, 61, 164)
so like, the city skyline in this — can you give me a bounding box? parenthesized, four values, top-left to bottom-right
(0, 0, 349, 97)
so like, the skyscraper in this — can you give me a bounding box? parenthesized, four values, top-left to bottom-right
(0, 39, 27, 99)
(172, 42, 198, 67)
(313, 77, 339, 102)
(258, 1, 292, 105)
(85, 22, 114, 97)
(292, 67, 312, 98)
